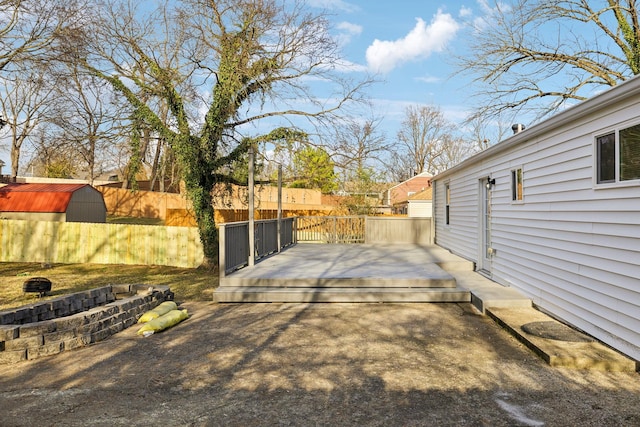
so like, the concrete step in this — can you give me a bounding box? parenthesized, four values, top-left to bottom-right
(447, 270, 532, 313)
(220, 276, 457, 288)
(435, 260, 476, 272)
(487, 307, 637, 371)
(213, 286, 471, 303)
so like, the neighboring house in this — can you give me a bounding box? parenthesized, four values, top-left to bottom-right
(383, 171, 432, 214)
(407, 187, 432, 218)
(432, 75, 640, 361)
(0, 183, 107, 223)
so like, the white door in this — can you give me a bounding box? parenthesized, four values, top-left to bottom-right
(479, 179, 492, 273)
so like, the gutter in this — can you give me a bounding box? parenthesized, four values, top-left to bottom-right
(434, 74, 640, 181)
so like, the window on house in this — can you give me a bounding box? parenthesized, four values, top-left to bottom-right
(445, 184, 450, 225)
(511, 167, 523, 201)
(596, 123, 640, 184)
(596, 132, 615, 183)
(620, 124, 640, 181)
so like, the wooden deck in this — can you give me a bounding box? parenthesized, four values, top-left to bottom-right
(214, 244, 474, 303)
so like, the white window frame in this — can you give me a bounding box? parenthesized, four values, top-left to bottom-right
(444, 182, 450, 226)
(594, 120, 640, 188)
(511, 166, 524, 203)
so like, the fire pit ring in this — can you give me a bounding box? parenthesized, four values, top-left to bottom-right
(23, 277, 52, 297)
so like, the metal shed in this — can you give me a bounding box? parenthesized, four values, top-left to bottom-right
(0, 183, 107, 223)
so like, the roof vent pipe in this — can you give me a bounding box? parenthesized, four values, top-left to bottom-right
(512, 123, 526, 134)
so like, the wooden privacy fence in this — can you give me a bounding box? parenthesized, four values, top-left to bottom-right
(0, 220, 204, 268)
(365, 217, 432, 244)
(296, 216, 366, 243)
(294, 216, 432, 244)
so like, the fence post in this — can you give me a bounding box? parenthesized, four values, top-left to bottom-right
(277, 164, 282, 252)
(248, 146, 255, 266)
(219, 224, 226, 279)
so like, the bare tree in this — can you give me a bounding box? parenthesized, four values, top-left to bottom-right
(330, 117, 389, 174)
(465, 114, 512, 152)
(0, 69, 57, 178)
(0, 0, 90, 177)
(391, 105, 460, 177)
(458, 0, 640, 123)
(0, 0, 78, 72)
(434, 134, 475, 173)
(46, 62, 122, 184)
(325, 118, 389, 212)
(25, 127, 79, 178)
(78, 0, 371, 267)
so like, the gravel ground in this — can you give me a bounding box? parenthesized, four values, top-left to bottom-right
(0, 302, 639, 426)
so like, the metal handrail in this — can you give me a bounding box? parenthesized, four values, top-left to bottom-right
(219, 217, 296, 276)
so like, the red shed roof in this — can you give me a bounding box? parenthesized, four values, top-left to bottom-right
(0, 183, 90, 213)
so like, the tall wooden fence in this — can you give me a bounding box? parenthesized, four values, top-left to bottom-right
(365, 217, 432, 244)
(296, 216, 366, 243)
(294, 216, 433, 244)
(0, 220, 204, 268)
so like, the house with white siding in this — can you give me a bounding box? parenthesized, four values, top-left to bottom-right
(407, 188, 432, 218)
(382, 171, 432, 214)
(432, 75, 640, 362)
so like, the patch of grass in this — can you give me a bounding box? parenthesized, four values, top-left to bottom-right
(0, 263, 217, 311)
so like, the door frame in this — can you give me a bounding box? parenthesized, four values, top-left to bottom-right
(478, 177, 493, 274)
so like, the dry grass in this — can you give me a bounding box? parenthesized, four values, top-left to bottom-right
(0, 262, 217, 311)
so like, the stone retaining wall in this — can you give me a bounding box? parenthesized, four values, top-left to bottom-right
(0, 284, 173, 364)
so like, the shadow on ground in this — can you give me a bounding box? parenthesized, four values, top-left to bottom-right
(1, 302, 639, 426)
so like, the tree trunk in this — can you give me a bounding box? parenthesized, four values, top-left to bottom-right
(188, 183, 218, 268)
(11, 137, 21, 179)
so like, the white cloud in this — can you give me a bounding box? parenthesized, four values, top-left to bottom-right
(459, 6, 473, 18)
(337, 21, 362, 35)
(416, 75, 442, 84)
(365, 11, 461, 74)
(335, 21, 363, 46)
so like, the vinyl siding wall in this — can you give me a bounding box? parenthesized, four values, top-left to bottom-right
(407, 201, 432, 218)
(434, 88, 640, 361)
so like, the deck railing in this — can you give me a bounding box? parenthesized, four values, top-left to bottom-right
(219, 217, 296, 276)
(296, 216, 365, 243)
(219, 216, 432, 277)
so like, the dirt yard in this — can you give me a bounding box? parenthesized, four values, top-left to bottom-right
(1, 302, 639, 426)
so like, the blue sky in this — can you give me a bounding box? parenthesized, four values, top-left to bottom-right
(0, 0, 507, 176)
(310, 0, 487, 139)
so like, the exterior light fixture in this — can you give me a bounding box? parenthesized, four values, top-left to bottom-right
(486, 176, 496, 189)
